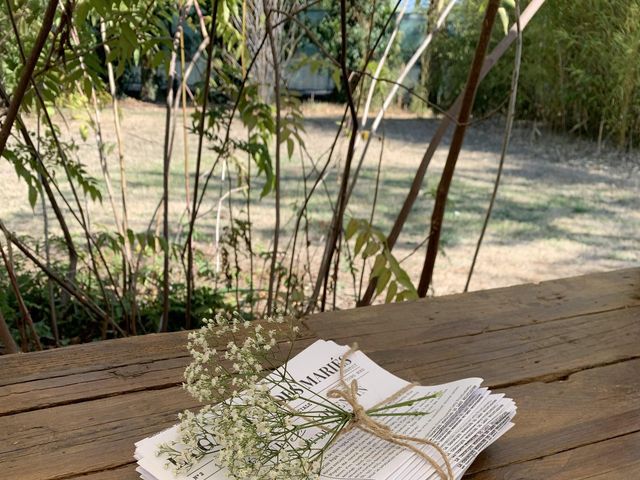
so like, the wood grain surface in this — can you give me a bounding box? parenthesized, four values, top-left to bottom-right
(0, 268, 638, 479)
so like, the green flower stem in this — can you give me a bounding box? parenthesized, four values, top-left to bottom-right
(365, 392, 441, 414)
(368, 411, 432, 417)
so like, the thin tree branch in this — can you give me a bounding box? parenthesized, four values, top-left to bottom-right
(0, 221, 125, 336)
(265, 1, 282, 315)
(0, 82, 79, 288)
(185, 0, 220, 330)
(306, 0, 360, 313)
(417, 0, 501, 297)
(284, 107, 349, 311)
(361, 0, 409, 126)
(2, 8, 117, 322)
(0, 309, 19, 354)
(99, 20, 135, 333)
(359, 0, 547, 306)
(160, 15, 183, 333)
(464, 0, 522, 292)
(0, 237, 42, 351)
(346, 0, 457, 205)
(0, 0, 59, 155)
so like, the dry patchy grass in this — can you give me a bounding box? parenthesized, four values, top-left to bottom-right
(2, 101, 638, 307)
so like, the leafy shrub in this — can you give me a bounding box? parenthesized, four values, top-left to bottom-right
(0, 241, 233, 346)
(427, 0, 640, 149)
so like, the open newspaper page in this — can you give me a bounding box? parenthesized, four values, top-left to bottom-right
(134, 340, 515, 480)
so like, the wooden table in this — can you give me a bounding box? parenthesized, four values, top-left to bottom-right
(1, 268, 639, 479)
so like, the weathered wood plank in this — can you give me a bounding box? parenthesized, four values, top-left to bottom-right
(465, 358, 640, 475)
(326, 305, 640, 388)
(1, 269, 638, 479)
(0, 388, 198, 480)
(66, 464, 137, 480)
(2, 304, 638, 416)
(307, 268, 640, 343)
(0, 332, 190, 387)
(3, 268, 637, 388)
(465, 431, 640, 480)
(0, 334, 317, 416)
(0, 321, 316, 388)
(0, 356, 189, 416)
(1, 357, 638, 479)
(59, 423, 640, 480)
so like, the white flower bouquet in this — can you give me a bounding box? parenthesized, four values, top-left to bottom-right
(157, 313, 453, 480)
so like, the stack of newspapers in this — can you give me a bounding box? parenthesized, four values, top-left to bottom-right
(135, 340, 516, 480)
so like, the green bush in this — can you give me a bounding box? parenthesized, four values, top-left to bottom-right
(427, 0, 640, 149)
(0, 243, 233, 347)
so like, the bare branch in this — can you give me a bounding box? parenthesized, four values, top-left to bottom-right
(359, 0, 547, 306)
(464, 0, 523, 292)
(417, 0, 501, 297)
(265, 1, 282, 315)
(0, 309, 19, 354)
(186, 0, 221, 329)
(0, 0, 59, 154)
(0, 238, 42, 351)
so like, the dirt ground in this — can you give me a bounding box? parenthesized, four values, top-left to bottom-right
(2, 101, 639, 306)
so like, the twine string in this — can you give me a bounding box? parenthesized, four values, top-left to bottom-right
(326, 344, 454, 480)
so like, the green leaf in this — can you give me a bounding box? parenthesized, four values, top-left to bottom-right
(385, 250, 402, 276)
(354, 231, 368, 256)
(158, 236, 169, 253)
(121, 23, 136, 49)
(286, 138, 294, 158)
(2, 149, 17, 163)
(498, 7, 509, 35)
(370, 253, 386, 278)
(394, 267, 416, 292)
(375, 268, 391, 296)
(79, 124, 89, 141)
(385, 251, 417, 293)
(385, 281, 398, 303)
(362, 241, 379, 259)
(345, 218, 359, 240)
(28, 184, 38, 209)
(402, 289, 419, 301)
(127, 229, 135, 247)
(136, 232, 147, 249)
(331, 68, 342, 91)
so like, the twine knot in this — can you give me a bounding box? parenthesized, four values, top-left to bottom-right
(326, 344, 454, 480)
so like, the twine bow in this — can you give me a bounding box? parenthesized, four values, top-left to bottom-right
(326, 344, 454, 480)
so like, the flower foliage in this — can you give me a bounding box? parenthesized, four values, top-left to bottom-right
(160, 312, 439, 479)
(160, 313, 332, 478)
